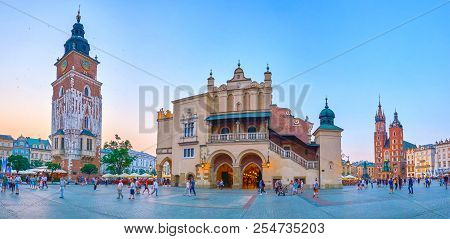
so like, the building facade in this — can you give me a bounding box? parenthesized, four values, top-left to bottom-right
(50, 10, 102, 179)
(0, 135, 14, 161)
(374, 98, 416, 179)
(406, 148, 415, 178)
(435, 139, 450, 175)
(28, 138, 52, 162)
(352, 161, 375, 179)
(100, 149, 156, 174)
(156, 64, 343, 189)
(413, 144, 436, 178)
(12, 136, 30, 160)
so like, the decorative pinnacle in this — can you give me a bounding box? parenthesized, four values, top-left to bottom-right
(209, 69, 213, 77)
(325, 97, 329, 108)
(266, 63, 270, 72)
(378, 94, 381, 107)
(76, 5, 81, 23)
(237, 59, 240, 67)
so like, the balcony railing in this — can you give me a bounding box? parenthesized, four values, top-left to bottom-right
(209, 132, 268, 143)
(81, 150, 96, 157)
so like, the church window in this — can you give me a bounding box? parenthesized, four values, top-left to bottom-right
(61, 138, 64, 150)
(84, 117, 89, 129)
(220, 127, 230, 134)
(84, 85, 91, 97)
(59, 86, 64, 97)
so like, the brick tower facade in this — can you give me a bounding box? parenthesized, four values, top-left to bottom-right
(374, 98, 415, 179)
(50, 9, 102, 180)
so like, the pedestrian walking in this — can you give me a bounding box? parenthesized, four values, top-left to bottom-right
(117, 180, 124, 199)
(189, 178, 196, 196)
(184, 179, 191, 196)
(1, 175, 7, 192)
(443, 175, 448, 190)
(93, 177, 98, 190)
(59, 177, 66, 199)
(408, 177, 414, 194)
(388, 178, 394, 194)
(14, 175, 21, 195)
(258, 179, 265, 195)
(150, 178, 158, 197)
(312, 178, 319, 198)
(143, 179, 150, 195)
(129, 179, 136, 199)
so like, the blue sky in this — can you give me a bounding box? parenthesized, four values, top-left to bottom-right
(0, 0, 449, 161)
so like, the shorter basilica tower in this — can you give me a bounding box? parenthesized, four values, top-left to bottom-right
(50, 9, 102, 179)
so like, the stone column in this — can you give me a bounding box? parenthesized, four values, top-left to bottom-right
(232, 165, 241, 189)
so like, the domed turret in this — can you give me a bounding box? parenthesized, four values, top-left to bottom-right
(319, 97, 335, 126)
(63, 7, 90, 56)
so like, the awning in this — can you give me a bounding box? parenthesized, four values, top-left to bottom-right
(205, 111, 271, 121)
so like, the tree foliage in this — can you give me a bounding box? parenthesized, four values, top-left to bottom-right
(30, 160, 44, 169)
(45, 162, 61, 173)
(101, 134, 135, 174)
(80, 163, 98, 175)
(8, 155, 30, 173)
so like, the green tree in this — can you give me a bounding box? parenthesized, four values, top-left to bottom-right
(150, 168, 157, 176)
(45, 162, 61, 181)
(80, 163, 98, 176)
(101, 134, 135, 174)
(138, 168, 148, 175)
(8, 155, 30, 173)
(30, 160, 44, 169)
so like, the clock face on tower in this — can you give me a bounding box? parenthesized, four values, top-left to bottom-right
(61, 60, 67, 72)
(81, 59, 91, 70)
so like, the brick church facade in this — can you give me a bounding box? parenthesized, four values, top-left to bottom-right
(374, 98, 415, 179)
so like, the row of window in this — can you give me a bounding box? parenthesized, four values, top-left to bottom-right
(0, 142, 13, 147)
(59, 85, 92, 97)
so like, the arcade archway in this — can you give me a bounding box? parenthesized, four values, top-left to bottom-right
(242, 163, 261, 189)
(215, 163, 233, 188)
(240, 152, 263, 189)
(210, 152, 234, 188)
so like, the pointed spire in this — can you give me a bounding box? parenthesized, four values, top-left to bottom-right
(325, 97, 329, 109)
(209, 69, 213, 77)
(76, 5, 81, 23)
(378, 94, 381, 107)
(237, 59, 241, 68)
(266, 63, 270, 72)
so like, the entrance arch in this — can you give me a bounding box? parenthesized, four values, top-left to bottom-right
(242, 163, 262, 189)
(215, 163, 233, 188)
(239, 152, 263, 189)
(210, 152, 234, 188)
(158, 157, 172, 180)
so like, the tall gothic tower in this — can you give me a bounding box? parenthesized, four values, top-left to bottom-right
(374, 97, 386, 178)
(50, 9, 102, 179)
(388, 110, 404, 177)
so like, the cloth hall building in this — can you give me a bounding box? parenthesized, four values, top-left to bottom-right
(156, 63, 344, 189)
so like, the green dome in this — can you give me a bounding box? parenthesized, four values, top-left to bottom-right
(319, 98, 335, 125)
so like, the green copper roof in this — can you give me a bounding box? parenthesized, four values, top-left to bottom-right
(316, 124, 343, 131)
(205, 111, 271, 121)
(81, 129, 96, 137)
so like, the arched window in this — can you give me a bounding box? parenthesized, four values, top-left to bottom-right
(247, 126, 257, 133)
(220, 127, 230, 134)
(59, 86, 65, 97)
(227, 94, 234, 112)
(84, 85, 90, 97)
(84, 117, 89, 129)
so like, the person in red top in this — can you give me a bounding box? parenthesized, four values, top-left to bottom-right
(143, 179, 150, 195)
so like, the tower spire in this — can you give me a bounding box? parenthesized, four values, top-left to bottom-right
(76, 5, 81, 23)
(325, 97, 329, 108)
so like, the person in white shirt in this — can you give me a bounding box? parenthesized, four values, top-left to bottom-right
(59, 177, 66, 199)
(150, 178, 158, 197)
(184, 179, 191, 196)
(117, 180, 124, 199)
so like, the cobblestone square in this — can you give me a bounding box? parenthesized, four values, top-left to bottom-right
(1, 183, 448, 219)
